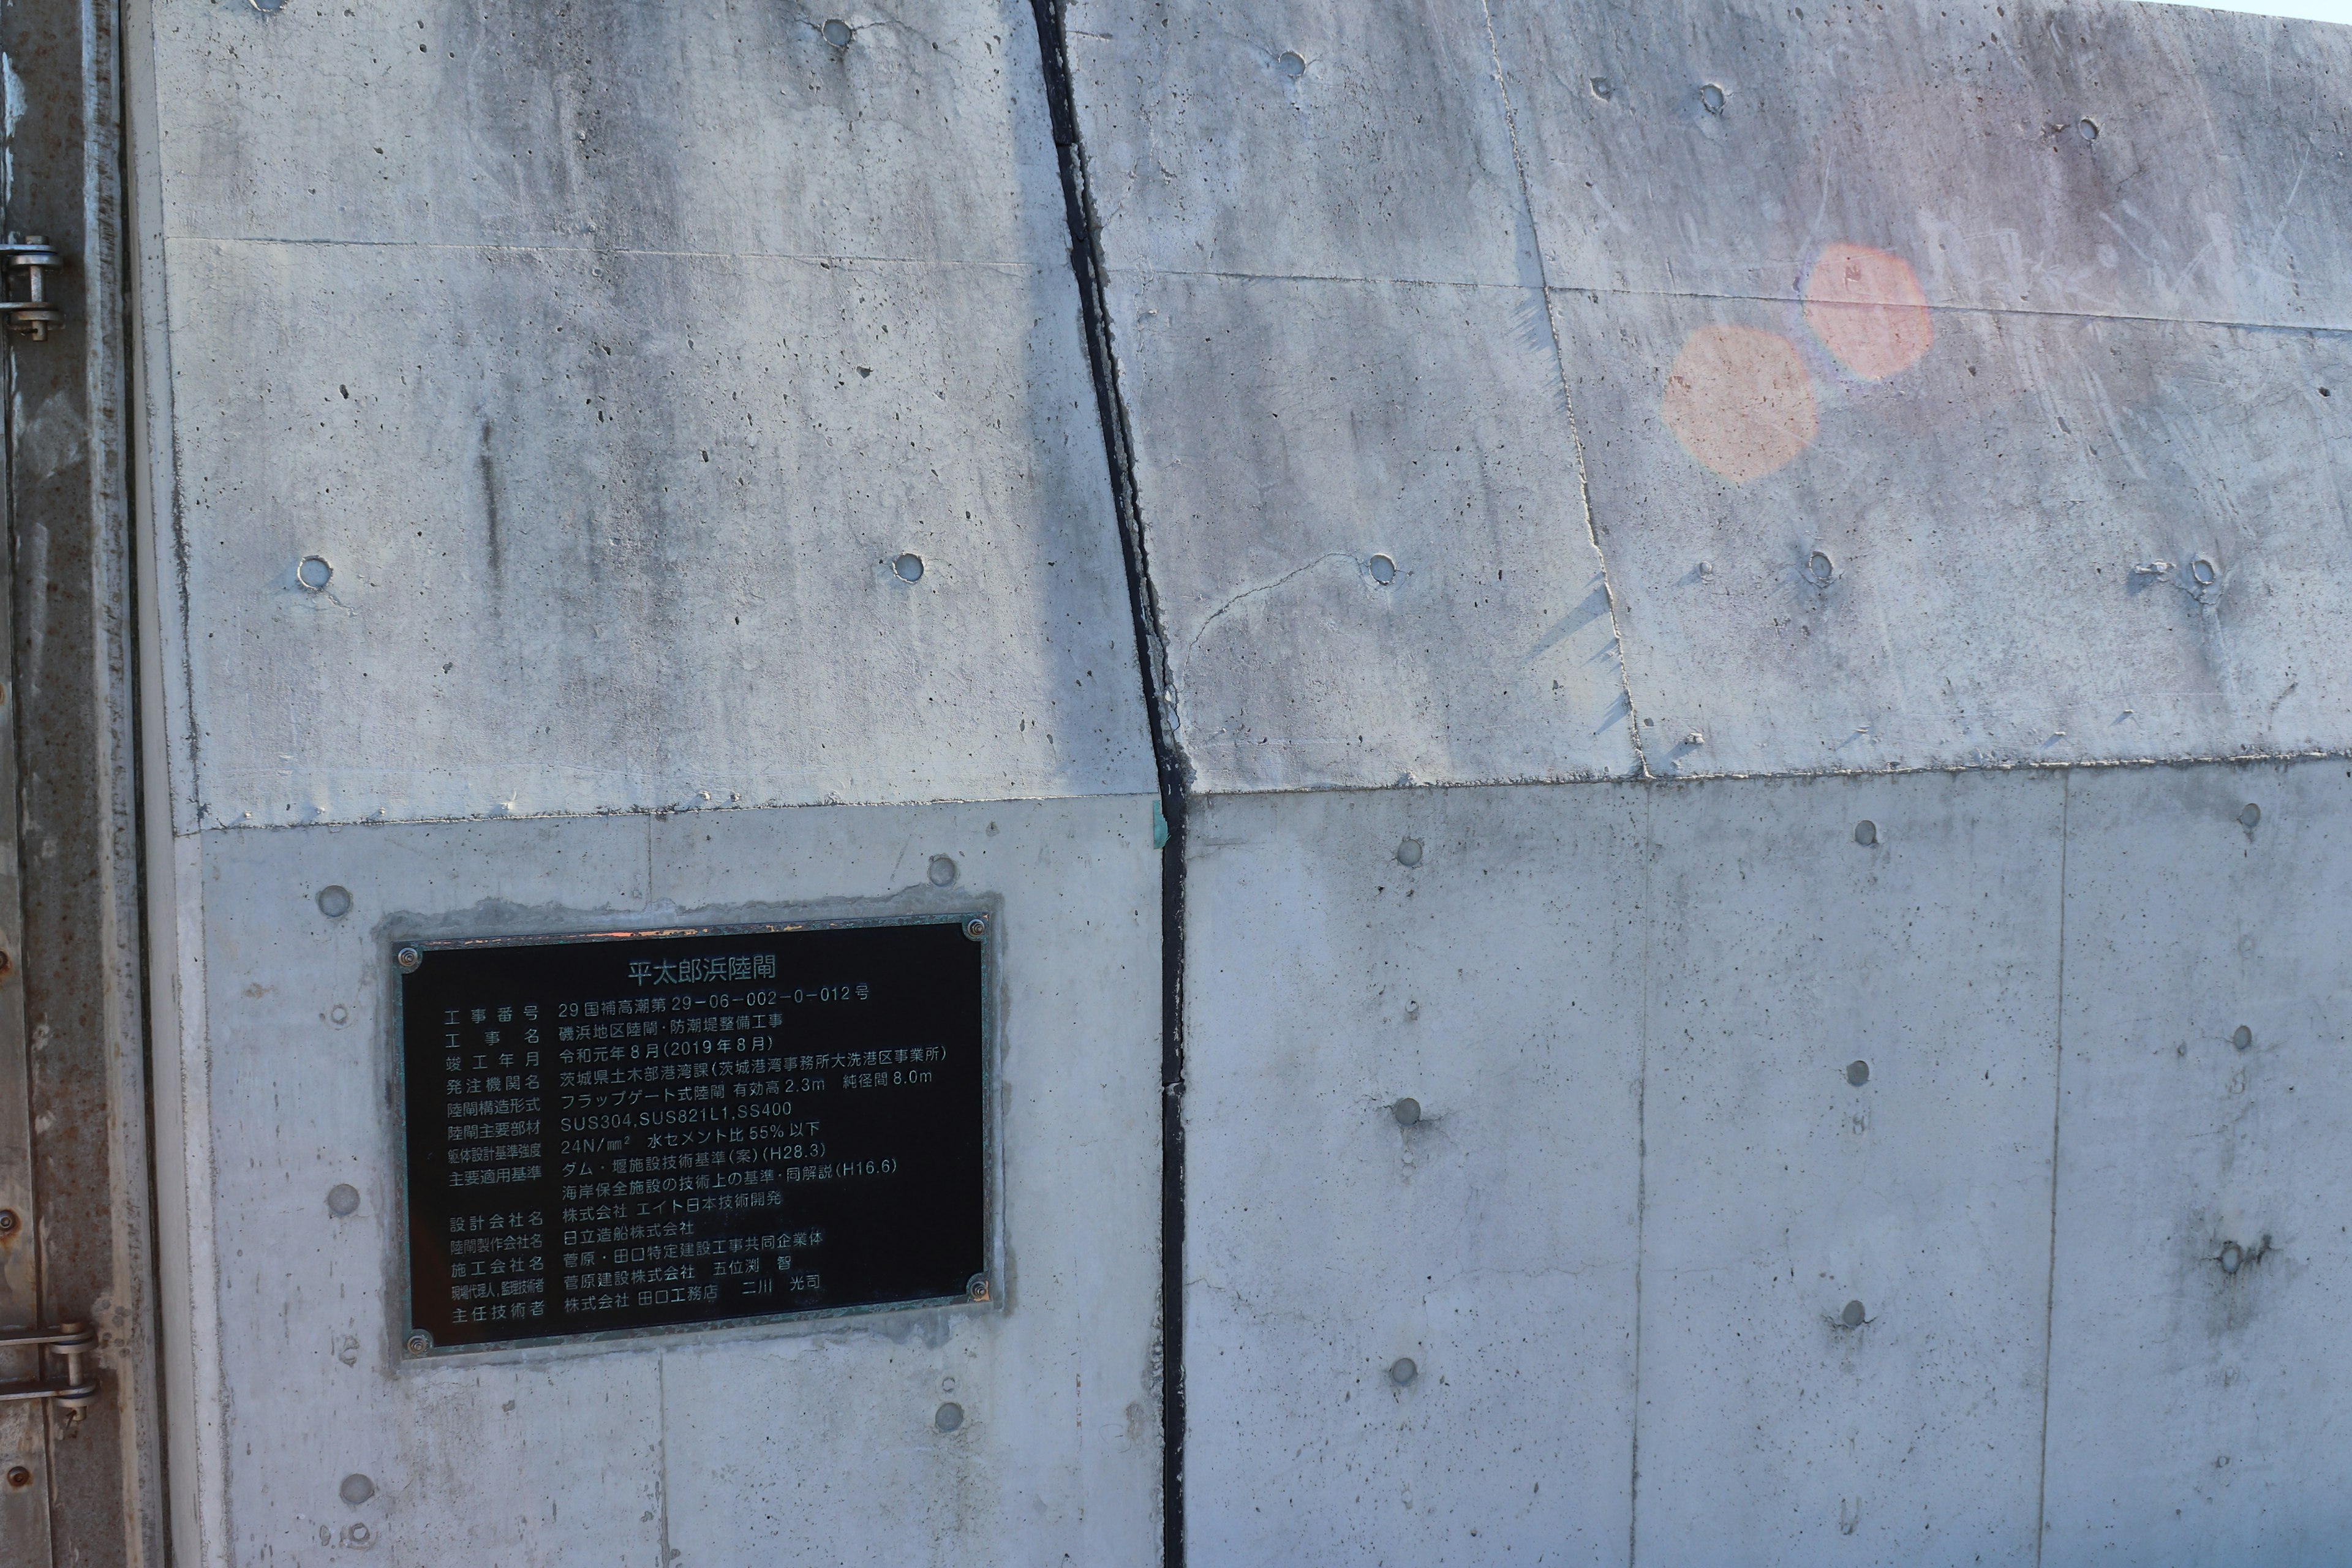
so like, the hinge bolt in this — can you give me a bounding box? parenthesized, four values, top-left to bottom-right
(0, 235, 65, 341)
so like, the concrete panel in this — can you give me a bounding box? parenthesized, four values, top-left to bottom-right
(1182, 786, 1644, 1564)
(2044, 760, 2352, 1563)
(1551, 288, 2352, 775)
(1634, 771, 2061, 1562)
(147, 0, 1063, 265)
(1102, 271, 1637, 793)
(1065, 0, 1529, 285)
(157, 236, 1147, 826)
(187, 797, 1159, 1566)
(1494, 0, 2352, 328)
(646, 800, 1162, 1567)
(137, 0, 1148, 831)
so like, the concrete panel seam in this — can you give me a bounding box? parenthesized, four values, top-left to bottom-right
(1477, 0, 1648, 777)
(1152, 746, 2352, 801)
(1030, 4, 1187, 1563)
(1102, 266, 1547, 293)
(159, 237, 1051, 269)
(1547, 280, 2352, 341)
(2032, 771, 2071, 1567)
(1627, 785, 1655, 1568)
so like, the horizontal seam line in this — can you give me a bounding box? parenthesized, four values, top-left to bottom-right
(162, 236, 1042, 270)
(1106, 265, 2352, 334)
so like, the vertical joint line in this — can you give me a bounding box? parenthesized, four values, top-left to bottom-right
(2033, 770, 2071, 1566)
(1474, 0, 1647, 777)
(1626, 788, 1654, 1567)
(1027, 4, 1186, 1564)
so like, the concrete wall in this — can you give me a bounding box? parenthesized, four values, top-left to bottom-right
(125, 0, 2352, 1563)
(1061, 0, 2352, 1561)
(128, 3, 1162, 1564)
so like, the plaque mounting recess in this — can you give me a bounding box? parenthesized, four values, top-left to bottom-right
(395, 916, 990, 1354)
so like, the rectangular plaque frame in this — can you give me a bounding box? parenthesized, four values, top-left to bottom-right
(389, 913, 998, 1357)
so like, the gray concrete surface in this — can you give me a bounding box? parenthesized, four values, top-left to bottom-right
(1059, 0, 2352, 1560)
(124, 0, 2352, 1561)
(129, 2, 1163, 1564)
(2044, 761, 2352, 1562)
(186, 799, 1160, 1567)
(140, 0, 1145, 829)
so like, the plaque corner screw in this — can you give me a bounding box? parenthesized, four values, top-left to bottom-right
(962, 917, 987, 943)
(405, 1330, 431, 1355)
(966, 1274, 992, 1304)
(396, 946, 423, 973)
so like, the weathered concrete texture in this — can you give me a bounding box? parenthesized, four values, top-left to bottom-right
(1182, 759, 2352, 1559)
(1070, 0, 2352, 786)
(1065, 0, 1531, 285)
(162, 238, 1140, 826)
(1634, 770, 2060, 1561)
(1181, 785, 1643, 1563)
(1494, 0, 2352, 328)
(1109, 272, 1635, 791)
(187, 798, 1159, 1567)
(141, 0, 1148, 827)
(2044, 760, 2352, 1563)
(149, 0, 1066, 265)
(1068, 0, 1638, 794)
(1182, 772, 2067, 1562)
(1553, 292, 2352, 777)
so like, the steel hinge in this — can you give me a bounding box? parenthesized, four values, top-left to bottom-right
(0, 238, 67, 341)
(0, 1322, 97, 1410)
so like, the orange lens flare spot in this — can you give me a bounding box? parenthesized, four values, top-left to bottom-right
(1803, 243, 1932, 380)
(1660, 325, 1818, 483)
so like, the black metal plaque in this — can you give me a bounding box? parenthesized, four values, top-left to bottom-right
(396, 918, 987, 1351)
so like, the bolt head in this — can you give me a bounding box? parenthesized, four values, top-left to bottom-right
(0, 1209, 18, 1234)
(966, 1273, 992, 1303)
(405, 1332, 431, 1355)
(396, 946, 423, 973)
(962, 916, 987, 942)
(4, 1466, 29, 1488)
